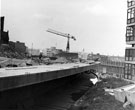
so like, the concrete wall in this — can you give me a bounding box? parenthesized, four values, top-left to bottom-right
(0, 74, 77, 108)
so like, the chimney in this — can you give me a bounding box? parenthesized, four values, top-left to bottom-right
(1, 16, 4, 31)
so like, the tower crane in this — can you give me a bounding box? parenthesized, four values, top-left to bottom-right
(46, 28, 76, 52)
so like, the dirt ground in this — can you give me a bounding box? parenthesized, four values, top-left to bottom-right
(69, 77, 134, 110)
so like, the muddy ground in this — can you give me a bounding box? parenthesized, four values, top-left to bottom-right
(69, 77, 134, 110)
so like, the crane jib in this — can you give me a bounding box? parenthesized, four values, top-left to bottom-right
(46, 29, 76, 40)
(46, 28, 76, 52)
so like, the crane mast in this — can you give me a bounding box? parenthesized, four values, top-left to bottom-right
(46, 29, 76, 52)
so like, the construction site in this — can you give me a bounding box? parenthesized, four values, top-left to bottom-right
(0, 0, 135, 110)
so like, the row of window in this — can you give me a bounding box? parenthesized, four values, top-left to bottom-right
(101, 60, 124, 66)
(126, 36, 135, 41)
(127, 7, 135, 24)
(126, 26, 134, 36)
(125, 56, 135, 61)
(128, 0, 135, 8)
(107, 66, 124, 74)
(126, 26, 135, 41)
(125, 49, 135, 61)
(124, 64, 135, 77)
(125, 49, 135, 57)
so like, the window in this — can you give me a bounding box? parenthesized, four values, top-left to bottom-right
(125, 49, 135, 61)
(125, 63, 131, 74)
(126, 26, 135, 42)
(128, 0, 135, 7)
(127, 7, 135, 24)
(126, 27, 133, 36)
(132, 64, 135, 75)
(133, 57, 135, 61)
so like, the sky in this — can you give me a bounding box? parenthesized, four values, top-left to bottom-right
(1, 0, 127, 56)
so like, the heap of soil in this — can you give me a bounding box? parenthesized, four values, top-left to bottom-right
(69, 77, 134, 110)
(0, 45, 25, 59)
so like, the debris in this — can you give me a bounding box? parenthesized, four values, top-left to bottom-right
(93, 96, 101, 101)
(90, 77, 98, 85)
(26, 60, 33, 66)
(72, 77, 132, 110)
(104, 88, 114, 96)
(123, 100, 131, 108)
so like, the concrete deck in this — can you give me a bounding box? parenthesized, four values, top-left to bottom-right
(0, 63, 98, 91)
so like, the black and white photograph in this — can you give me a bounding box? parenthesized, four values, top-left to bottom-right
(0, 0, 135, 110)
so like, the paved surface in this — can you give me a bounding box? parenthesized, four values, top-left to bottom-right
(0, 63, 90, 77)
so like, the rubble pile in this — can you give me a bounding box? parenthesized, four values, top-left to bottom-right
(69, 77, 134, 110)
(0, 45, 25, 59)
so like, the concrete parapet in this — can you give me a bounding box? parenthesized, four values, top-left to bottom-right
(114, 84, 135, 108)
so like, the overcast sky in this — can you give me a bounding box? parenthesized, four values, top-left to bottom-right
(1, 0, 127, 56)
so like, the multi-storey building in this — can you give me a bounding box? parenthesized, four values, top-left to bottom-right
(42, 47, 63, 57)
(124, 0, 135, 80)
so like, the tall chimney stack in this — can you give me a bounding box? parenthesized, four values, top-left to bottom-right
(1, 16, 4, 31)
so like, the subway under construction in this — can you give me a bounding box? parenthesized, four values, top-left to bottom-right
(0, 0, 135, 110)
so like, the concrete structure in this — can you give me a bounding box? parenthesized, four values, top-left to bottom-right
(114, 84, 135, 108)
(98, 55, 125, 77)
(0, 63, 99, 91)
(124, 0, 135, 80)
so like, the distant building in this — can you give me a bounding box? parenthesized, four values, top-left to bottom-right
(0, 16, 9, 45)
(43, 47, 62, 57)
(78, 52, 89, 60)
(15, 41, 27, 53)
(56, 52, 78, 60)
(87, 53, 100, 61)
(9, 41, 27, 54)
(124, 0, 135, 80)
(27, 48, 40, 56)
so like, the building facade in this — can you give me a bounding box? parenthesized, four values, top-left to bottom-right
(42, 47, 63, 57)
(124, 0, 135, 80)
